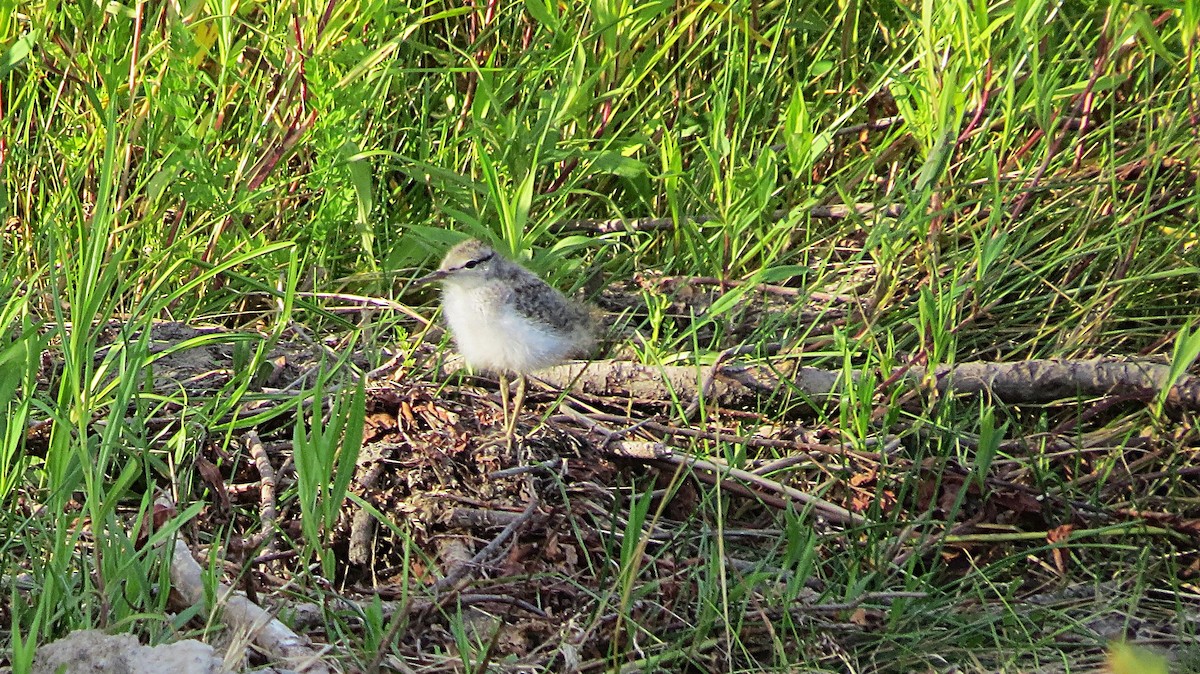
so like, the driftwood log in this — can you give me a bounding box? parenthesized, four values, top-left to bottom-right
(535, 358, 1200, 411)
(169, 540, 334, 674)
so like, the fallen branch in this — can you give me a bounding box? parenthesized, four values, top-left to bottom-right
(555, 203, 902, 234)
(652, 275, 859, 302)
(537, 358, 1200, 411)
(245, 431, 278, 556)
(169, 539, 334, 674)
(348, 441, 398, 566)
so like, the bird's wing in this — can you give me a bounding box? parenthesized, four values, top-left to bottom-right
(509, 274, 591, 333)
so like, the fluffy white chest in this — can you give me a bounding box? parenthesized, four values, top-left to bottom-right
(441, 285, 577, 374)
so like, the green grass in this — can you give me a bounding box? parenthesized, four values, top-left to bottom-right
(2, 0, 1199, 671)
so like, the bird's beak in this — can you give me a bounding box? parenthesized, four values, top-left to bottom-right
(414, 269, 448, 286)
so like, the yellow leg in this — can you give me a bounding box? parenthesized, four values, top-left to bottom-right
(499, 372, 510, 429)
(503, 374, 526, 448)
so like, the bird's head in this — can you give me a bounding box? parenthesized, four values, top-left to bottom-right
(416, 238, 499, 287)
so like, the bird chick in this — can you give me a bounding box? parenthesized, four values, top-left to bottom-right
(418, 238, 594, 442)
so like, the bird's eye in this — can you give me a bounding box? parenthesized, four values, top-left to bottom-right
(464, 260, 479, 269)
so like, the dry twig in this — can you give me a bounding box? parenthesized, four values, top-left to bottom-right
(601, 438, 863, 527)
(245, 431, 278, 555)
(432, 497, 540, 593)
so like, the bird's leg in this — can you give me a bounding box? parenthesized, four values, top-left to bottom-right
(504, 374, 527, 449)
(499, 371, 511, 434)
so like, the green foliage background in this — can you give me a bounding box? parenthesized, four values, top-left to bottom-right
(1, 0, 1198, 670)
